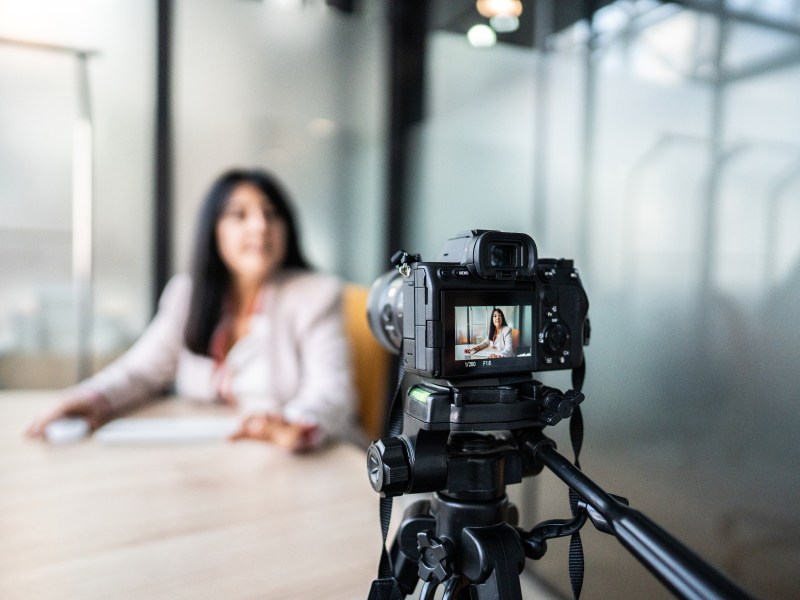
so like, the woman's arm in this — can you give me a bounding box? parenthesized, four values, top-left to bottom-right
(26, 389, 112, 438)
(228, 413, 319, 452)
(467, 338, 490, 354)
(67, 275, 190, 412)
(27, 275, 190, 437)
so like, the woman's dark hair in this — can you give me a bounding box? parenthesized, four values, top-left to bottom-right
(487, 307, 508, 341)
(184, 168, 311, 355)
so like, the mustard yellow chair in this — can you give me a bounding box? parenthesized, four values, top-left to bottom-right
(342, 284, 393, 441)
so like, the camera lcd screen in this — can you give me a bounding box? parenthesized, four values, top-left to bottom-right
(443, 291, 535, 377)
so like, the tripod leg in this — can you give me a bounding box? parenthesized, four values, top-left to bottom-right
(419, 579, 438, 600)
(460, 523, 526, 600)
(388, 499, 435, 595)
(442, 575, 468, 600)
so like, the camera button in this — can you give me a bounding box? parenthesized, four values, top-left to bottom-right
(539, 266, 556, 281)
(453, 267, 471, 278)
(437, 267, 451, 280)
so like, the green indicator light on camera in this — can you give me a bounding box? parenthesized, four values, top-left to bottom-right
(409, 387, 431, 404)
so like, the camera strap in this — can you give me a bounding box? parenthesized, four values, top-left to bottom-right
(568, 360, 586, 599)
(368, 355, 406, 600)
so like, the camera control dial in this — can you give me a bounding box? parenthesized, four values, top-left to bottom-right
(542, 322, 570, 355)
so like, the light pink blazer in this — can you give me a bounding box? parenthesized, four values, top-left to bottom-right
(75, 270, 356, 440)
(476, 325, 514, 357)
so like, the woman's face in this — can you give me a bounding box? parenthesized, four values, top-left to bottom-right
(215, 182, 288, 285)
(492, 310, 503, 328)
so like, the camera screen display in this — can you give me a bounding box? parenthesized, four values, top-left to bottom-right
(443, 291, 535, 377)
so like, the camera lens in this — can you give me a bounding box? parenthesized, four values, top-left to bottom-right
(489, 243, 517, 268)
(367, 270, 404, 354)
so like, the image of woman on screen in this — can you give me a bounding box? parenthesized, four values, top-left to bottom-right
(464, 307, 514, 359)
(27, 168, 355, 452)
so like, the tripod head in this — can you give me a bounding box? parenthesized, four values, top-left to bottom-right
(367, 374, 582, 500)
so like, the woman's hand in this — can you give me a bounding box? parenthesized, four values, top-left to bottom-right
(229, 414, 319, 452)
(26, 390, 112, 439)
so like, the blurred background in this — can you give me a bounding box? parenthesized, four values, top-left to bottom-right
(1, 0, 798, 597)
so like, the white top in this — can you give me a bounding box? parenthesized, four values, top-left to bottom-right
(74, 270, 356, 441)
(476, 325, 514, 357)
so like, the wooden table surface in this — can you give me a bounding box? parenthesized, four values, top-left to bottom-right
(0, 391, 383, 600)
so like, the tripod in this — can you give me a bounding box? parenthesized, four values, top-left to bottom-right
(368, 390, 752, 599)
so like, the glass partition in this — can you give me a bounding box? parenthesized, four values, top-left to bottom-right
(0, 1, 156, 389)
(0, 43, 78, 387)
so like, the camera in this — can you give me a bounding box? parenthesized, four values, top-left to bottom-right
(368, 230, 590, 381)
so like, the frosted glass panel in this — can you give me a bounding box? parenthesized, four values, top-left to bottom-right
(0, 44, 79, 387)
(0, 0, 155, 389)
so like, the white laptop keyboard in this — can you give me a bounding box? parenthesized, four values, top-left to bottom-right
(94, 417, 239, 444)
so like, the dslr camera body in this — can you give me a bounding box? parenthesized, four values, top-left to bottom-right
(397, 230, 588, 380)
(368, 230, 590, 438)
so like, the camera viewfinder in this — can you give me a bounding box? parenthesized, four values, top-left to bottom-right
(489, 243, 518, 268)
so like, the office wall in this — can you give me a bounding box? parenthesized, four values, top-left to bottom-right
(406, 4, 800, 598)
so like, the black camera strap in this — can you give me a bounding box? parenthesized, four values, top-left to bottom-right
(368, 355, 406, 600)
(568, 360, 586, 599)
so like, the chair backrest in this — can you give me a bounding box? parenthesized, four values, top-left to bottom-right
(511, 328, 520, 353)
(342, 284, 392, 440)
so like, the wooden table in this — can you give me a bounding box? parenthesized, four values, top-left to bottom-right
(0, 391, 383, 600)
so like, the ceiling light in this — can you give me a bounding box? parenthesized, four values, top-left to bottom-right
(490, 14, 520, 33)
(476, 0, 523, 19)
(467, 24, 497, 48)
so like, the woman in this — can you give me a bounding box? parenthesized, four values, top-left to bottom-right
(464, 307, 514, 359)
(27, 169, 355, 451)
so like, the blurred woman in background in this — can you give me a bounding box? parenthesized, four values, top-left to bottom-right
(27, 168, 355, 451)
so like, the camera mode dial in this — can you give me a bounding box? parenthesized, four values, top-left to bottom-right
(367, 437, 411, 497)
